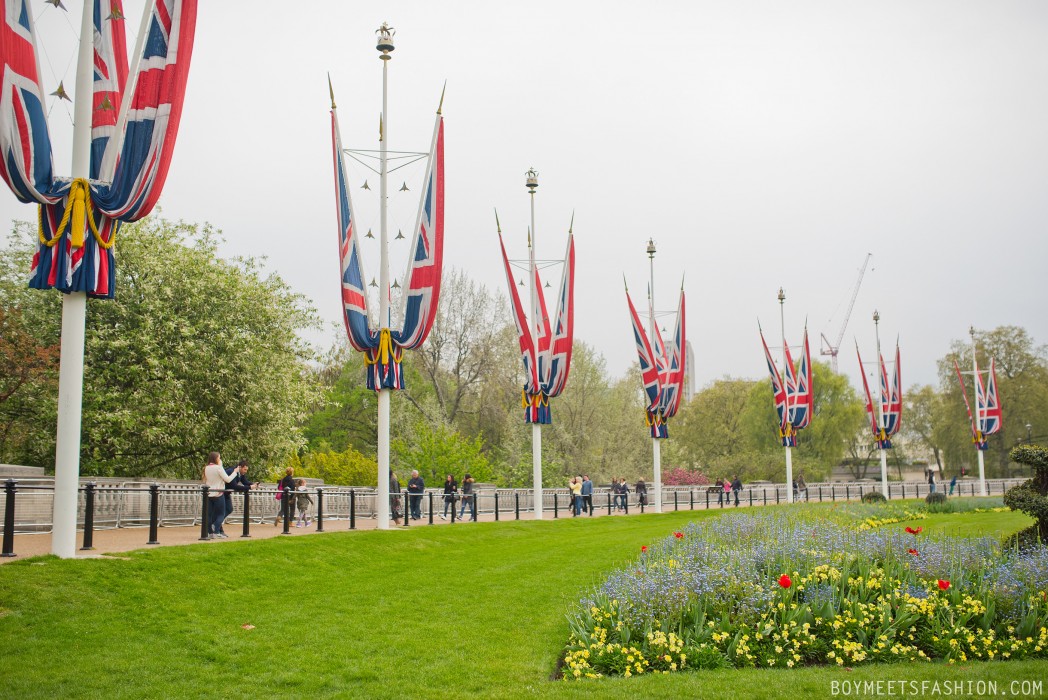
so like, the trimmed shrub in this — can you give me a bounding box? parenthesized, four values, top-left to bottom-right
(1004, 444, 1048, 545)
(925, 492, 947, 505)
(861, 491, 886, 503)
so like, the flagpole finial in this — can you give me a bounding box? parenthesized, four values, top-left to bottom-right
(646, 238, 656, 260)
(526, 168, 538, 193)
(873, 309, 880, 324)
(623, 274, 629, 291)
(568, 210, 574, 234)
(327, 73, 336, 110)
(494, 208, 501, 234)
(437, 81, 447, 115)
(777, 287, 785, 304)
(969, 325, 975, 338)
(376, 23, 396, 59)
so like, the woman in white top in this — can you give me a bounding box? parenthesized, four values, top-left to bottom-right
(203, 452, 236, 538)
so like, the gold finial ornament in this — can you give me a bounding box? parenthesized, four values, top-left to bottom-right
(376, 23, 396, 58)
(525, 168, 538, 193)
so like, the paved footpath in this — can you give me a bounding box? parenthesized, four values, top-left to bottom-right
(3, 504, 718, 562)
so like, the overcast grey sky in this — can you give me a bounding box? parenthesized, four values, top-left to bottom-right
(3, 1, 1047, 398)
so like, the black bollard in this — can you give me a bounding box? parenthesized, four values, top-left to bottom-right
(846, 485, 850, 501)
(1, 479, 15, 557)
(146, 483, 159, 545)
(762, 489, 767, 505)
(624, 495, 629, 515)
(607, 492, 612, 515)
(776, 488, 780, 504)
(241, 486, 251, 538)
(199, 485, 211, 540)
(515, 492, 520, 520)
(553, 493, 558, 519)
(674, 492, 679, 511)
(858, 485, 863, 500)
(494, 492, 499, 522)
(428, 492, 434, 525)
(901, 484, 906, 499)
(451, 497, 456, 524)
(705, 490, 710, 509)
(749, 490, 753, 507)
(640, 496, 645, 514)
(315, 488, 324, 533)
(82, 482, 97, 550)
(690, 489, 694, 510)
(818, 485, 823, 502)
(350, 489, 356, 530)
(282, 490, 291, 534)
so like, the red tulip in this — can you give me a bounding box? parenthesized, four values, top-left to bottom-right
(778, 574, 792, 588)
(674, 531, 684, 539)
(937, 579, 950, 590)
(907, 548, 919, 556)
(641, 545, 648, 553)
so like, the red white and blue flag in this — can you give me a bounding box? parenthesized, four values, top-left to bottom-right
(498, 229, 574, 424)
(1, 0, 198, 298)
(976, 357, 1003, 438)
(627, 285, 686, 438)
(331, 97, 445, 391)
(760, 327, 791, 443)
(761, 325, 813, 447)
(857, 342, 901, 448)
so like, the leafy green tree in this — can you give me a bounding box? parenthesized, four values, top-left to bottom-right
(284, 446, 377, 487)
(0, 304, 58, 463)
(0, 217, 321, 477)
(904, 384, 950, 474)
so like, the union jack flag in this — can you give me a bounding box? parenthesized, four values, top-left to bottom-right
(1, 0, 198, 298)
(857, 342, 901, 448)
(331, 106, 377, 354)
(760, 327, 790, 443)
(976, 357, 1003, 437)
(658, 289, 686, 422)
(783, 328, 813, 430)
(393, 116, 444, 350)
(540, 234, 574, 398)
(626, 287, 663, 436)
(498, 231, 538, 398)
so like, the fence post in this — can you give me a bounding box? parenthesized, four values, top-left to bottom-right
(624, 495, 629, 515)
(845, 485, 850, 501)
(749, 490, 753, 507)
(640, 495, 645, 514)
(402, 490, 409, 528)
(690, 489, 694, 510)
(762, 489, 767, 505)
(199, 486, 211, 540)
(428, 492, 434, 525)
(494, 492, 500, 522)
(316, 488, 324, 533)
(776, 487, 780, 504)
(451, 496, 457, 523)
(282, 489, 291, 534)
(2, 479, 17, 557)
(674, 491, 679, 511)
(706, 490, 710, 509)
(831, 486, 836, 502)
(515, 491, 520, 520)
(81, 482, 97, 550)
(473, 493, 478, 522)
(553, 493, 558, 519)
(240, 487, 251, 538)
(350, 489, 356, 530)
(146, 483, 159, 545)
(607, 492, 612, 515)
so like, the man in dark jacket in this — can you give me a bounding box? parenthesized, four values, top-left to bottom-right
(731, 475, 742, 507)
(580, 475, 594, 516)
(225, 459, 255, 517)
(407, 470, 425, 520)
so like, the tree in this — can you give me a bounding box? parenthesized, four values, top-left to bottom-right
(904, 384, 949, 474)
(0, 217, 322, 478)
(0, 304, 58, 462)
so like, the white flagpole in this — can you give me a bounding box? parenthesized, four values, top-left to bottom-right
(647, 240, 662, 513)
(375, 25, 394, 529)
(779, 288, 794, 503)
(873, 311, 889, 498)
(51, 0, 96, 559)
(527, 170, 542, 519)
(971, 326, 987, 496)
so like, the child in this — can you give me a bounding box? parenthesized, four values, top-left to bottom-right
(295, 479, 314, 527)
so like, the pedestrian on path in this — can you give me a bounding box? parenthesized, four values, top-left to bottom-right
(441, 474, 458, 520)
(203, 452, 236, 539)
(459, 473, 476, 521)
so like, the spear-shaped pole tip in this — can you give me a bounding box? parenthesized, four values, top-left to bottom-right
(437, 80, 447, 115)
(328, 73, 336, 109)
(568, 210, 575, 234)
(494, 208, 501, 234)
(623, 274, 629, 291)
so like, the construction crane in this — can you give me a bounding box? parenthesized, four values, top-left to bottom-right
(820, 253, 873, 372)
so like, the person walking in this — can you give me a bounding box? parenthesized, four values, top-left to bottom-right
(731, 475, 742, 507)
(580, 474, 594, 516)
(459, 473, 476, 521)
(441, 474, 458, 520)
(295, 479, 314, 527)
(569, 476, 583, 517)
(203, 452, 236, 539)
(721, 478, 731, 506)
(275, 467, 296, 526)
(407, 470, 425, 521)
(949, 474, 957, 496)
(635, 478, 648, 507)
(796, 474, 807, 501)
(619, 478, 631, 512)
(928, 468, 936, 494)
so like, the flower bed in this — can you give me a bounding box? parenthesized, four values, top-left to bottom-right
(562, 512, 1048, 679)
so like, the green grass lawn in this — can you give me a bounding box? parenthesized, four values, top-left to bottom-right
(1, 507, 1045, 699)
(895, 510, 1035, 540)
